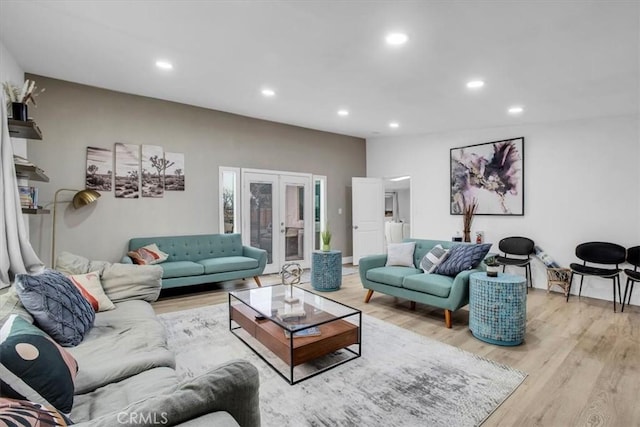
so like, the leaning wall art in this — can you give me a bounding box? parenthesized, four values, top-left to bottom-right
(164, 152, 185, 191)
(85, 146, 112, 191)
(114, 143, 140, 199)
(141, 144, 165, 198)
(450, 137, 524, 216)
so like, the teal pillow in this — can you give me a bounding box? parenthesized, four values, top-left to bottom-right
(0, 314, 78, 415)
(15, 269, 94, 347)
(434, 243, 492, 277)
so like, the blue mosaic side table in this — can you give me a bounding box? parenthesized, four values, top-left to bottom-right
(311, 250, 342, 292)
(469, 272, 527, 346)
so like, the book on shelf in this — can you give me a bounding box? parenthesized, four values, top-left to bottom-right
(18, 186, 39, 208)
(284, 325, 321, 339)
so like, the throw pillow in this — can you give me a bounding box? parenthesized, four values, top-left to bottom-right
(434, 243, 492, 277)
(385, 242, 416, 267)
(68, 271, 116, 312)
(0, 398, 72, 426)
(128, 243, 169, 265)
(15, 269, 95, 347)
(0, 315, 77, 415)
(420, 245, 449, 273)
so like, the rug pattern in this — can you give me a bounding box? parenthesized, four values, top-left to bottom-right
(159, 304, 526, 427)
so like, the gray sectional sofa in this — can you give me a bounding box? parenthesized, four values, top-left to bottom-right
(1, 255, 261, 427)
(123, 233, 267, 289)
(359, 238, 486, 328)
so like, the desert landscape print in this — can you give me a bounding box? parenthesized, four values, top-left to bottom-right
(114, 143, 140, 198)
(85, 146, 112, 191)
(142, 144, 165, 198)
(164, 152, 185, 191)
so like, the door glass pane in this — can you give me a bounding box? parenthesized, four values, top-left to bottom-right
(250, 183, 273, 264)
(285, 184, 304, 261)
(222, 170, 236, 233)
(314, 180, 321, 250)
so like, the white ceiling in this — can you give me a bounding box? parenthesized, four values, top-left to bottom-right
(1, 1, 638, 138)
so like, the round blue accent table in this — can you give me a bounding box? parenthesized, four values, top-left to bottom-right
(469, 272, 527, 346)
(311, 250, 342, 292)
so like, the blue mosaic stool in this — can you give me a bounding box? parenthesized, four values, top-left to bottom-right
(469, 272, 527, 346)
(311, 250, 342, 292)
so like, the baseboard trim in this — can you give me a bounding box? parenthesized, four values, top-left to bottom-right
(342, 256, 353, 265)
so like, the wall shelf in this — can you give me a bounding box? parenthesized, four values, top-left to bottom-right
(8, 119, 43, 140)
(21, 207, 50, 215)
(15, 164, 49, 182)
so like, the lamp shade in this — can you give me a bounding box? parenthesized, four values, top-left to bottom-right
(71, 189, 100, 209)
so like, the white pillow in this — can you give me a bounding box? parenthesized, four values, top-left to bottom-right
(420, 245, 450, 274)
(385, 242, 416, 267)
(69, 271, 116, 312)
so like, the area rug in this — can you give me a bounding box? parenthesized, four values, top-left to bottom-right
(158, 304, 526, 426)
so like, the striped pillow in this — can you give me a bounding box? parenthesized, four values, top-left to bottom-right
(420, 245, 449, 273)
(68, 271, 115, 312)
(128, 243, 169, 265)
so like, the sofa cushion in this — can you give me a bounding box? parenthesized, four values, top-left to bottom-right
(385, 242, 416, 267)
(402, 273, 454, 298)
(366, 266, 423, 287)
(67, 300, 175, 394)
(128, 233, 245, 263)
(0, 314, 78, 415)
(70, 367, 177, 423)
(160, 261, 205, 279)
(15, 269, 95, 347)
(197, 256, 259, 274)
(434, 243, 492, 277)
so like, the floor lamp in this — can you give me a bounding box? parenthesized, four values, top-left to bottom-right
(51, 188, 101, 268)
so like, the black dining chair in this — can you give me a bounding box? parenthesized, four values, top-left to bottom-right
(495, 237, 535, 288)
(567, 242, 626, 312)
(621, 246, 640, 312)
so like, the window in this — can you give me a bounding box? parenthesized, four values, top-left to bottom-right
(219, 167, 240, 234)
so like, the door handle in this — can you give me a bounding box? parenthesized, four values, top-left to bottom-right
(281, 229, 285, 233)
(353, 225, 359, 230)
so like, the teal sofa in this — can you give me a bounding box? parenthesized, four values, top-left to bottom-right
(359, 238, 486, 328)
(123, 233, 267, 289)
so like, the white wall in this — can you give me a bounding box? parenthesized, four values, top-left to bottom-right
(367, 115, 640, 306)
(1, 40, 26, 157)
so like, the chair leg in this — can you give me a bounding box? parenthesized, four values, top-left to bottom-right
(622, 278, 630, 312)
(628, 280, 635, 305)
(253, 276, 262, 287)
(444, 309, 452, 328)
(617, 275, 622, 306)
(364, 289, 374, 303)
(502, 265, 506, 273)
(613, 277, 617, 313)
(410, 301, 416, 310)
(566, 272, 574, 302)
(579, 275, 584, 297)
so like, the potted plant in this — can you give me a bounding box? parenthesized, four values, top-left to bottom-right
(484, 255, 500, 277)
(2, 79, 45, 121)
(321, 228, 332, 251)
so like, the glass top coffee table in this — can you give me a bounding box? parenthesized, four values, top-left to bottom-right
(229, 284, 361, 384)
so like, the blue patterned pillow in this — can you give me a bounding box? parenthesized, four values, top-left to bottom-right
(434, 243, 492, 277)
(15, 269, 95, 347)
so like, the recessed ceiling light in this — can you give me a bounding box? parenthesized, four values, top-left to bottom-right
(337, 109, 349, 116)
(385, 32, 408, 45)
(261, 88, 276, 97)
(389, 122, 400, 128)
(508, 106, 524, 114)
(155, 60, 173, 70)
(390, 176, 410, 182)
(466, 80, 484, 89)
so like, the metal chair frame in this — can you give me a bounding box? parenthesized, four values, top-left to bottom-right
(622, 246, 640, 312)
(495, 237, 535, 289)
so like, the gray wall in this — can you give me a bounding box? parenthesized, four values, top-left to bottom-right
(26, 75, 365, 265)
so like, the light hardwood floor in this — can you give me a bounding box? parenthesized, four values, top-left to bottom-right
(153, 271, 640, 427)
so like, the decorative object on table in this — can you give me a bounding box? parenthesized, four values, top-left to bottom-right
(495, 236, 535, 288)
(85, 146, 113, 191)
(484, 255, 500, 277)
(281, 262, 302, 303)
(534, 245, 571, 296)
(475, 231, 484, 244)
(469, 272, 527, 346)
(452, 231, 463, 242)
(311, 250, 342, 291)
(114, 143, 140, 198)
(461, 198, 477, 242)
(622, 246, 640, 312)
(51, 188, 100, 267)
(450, 137, 524, 215)
(321, 227, 332, 251)
(164, 152, 185, 191)
(2, 79, 45, 120)
(141, 145, 165, 198)
(568, 242, 626, 312)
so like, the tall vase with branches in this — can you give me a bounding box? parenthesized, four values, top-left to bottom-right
(462, 198, 478, 243)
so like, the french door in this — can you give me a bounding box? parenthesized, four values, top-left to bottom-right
(242, 171, 312, 274)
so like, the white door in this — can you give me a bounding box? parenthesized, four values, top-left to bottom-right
(352, 177, 385, 265)
(243, 172, 280, 274)
(279, 175, 312, 269)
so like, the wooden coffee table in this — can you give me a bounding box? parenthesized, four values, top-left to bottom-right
(229, 284, 361, 384)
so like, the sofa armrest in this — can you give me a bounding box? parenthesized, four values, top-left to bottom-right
(358, 254, 388, 284)
(243, 246, 267, 269)
(73, 360, 261, 427)
(448, 267, 484, 310)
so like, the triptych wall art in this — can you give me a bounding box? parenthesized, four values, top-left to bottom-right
(86, 143, 185, 198)
(450, 137, 524, 216)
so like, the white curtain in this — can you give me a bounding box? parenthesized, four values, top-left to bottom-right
(0, 95, 44, 288)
